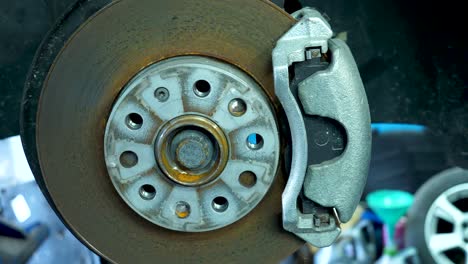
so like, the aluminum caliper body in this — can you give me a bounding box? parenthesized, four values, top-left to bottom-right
(273, 8, 372, 247)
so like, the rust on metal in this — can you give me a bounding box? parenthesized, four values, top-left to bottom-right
(36, 0, 302, 263)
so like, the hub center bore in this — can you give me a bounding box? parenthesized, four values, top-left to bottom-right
(155, 115, 229, 186)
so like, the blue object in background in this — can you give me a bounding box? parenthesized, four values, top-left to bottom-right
(371, 123, 426, 134)
(362, 209, 383, 224)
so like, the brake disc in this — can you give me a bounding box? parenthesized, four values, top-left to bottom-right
(31, 0, 303, 263)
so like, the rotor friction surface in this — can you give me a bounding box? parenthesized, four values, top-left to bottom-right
(36, 0, 301, 263)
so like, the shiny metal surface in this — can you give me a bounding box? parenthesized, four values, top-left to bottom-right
(36, 0, 303, 262)
(228, 98, 247, 117)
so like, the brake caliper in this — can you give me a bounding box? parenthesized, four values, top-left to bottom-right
(273, 8, 372, 247)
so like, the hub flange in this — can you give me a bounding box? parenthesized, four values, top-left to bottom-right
(104, 56, 281, 232)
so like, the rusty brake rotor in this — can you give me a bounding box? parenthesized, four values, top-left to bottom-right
(35, 0, 303, 263)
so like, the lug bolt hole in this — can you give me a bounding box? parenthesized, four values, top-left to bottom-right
(246, 133, 264, 150)
(193, 80, 211, 97)
(212, 196, 229, 212)
(126, 113, 143, 130)
(175, 201, 191, 218)
(228, 98, 247, 117)
(139, 184, 156, 200)
(119, 151, 138, 168)
(239, 171, 257, 188)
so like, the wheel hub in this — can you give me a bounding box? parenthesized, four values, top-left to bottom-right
(156, 115, 228, 186)
(104, 56, 280, 232)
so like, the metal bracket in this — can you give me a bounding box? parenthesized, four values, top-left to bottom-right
(273, 8, 371, 247)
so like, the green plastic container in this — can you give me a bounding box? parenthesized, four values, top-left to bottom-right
(366, 190, 414, 255)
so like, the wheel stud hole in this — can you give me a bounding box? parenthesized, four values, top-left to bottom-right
(193, 80, 211, 97)
(126, 113, 143, 130)
(246, 133, 264, 150)
(120, 151, 138, 168)
(212, 196, 229, 212)
(175, 201, 191, 219)
(228, 98, 247, 117)
(139, 184, 156, 200)
(239, 171, 257, 188)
